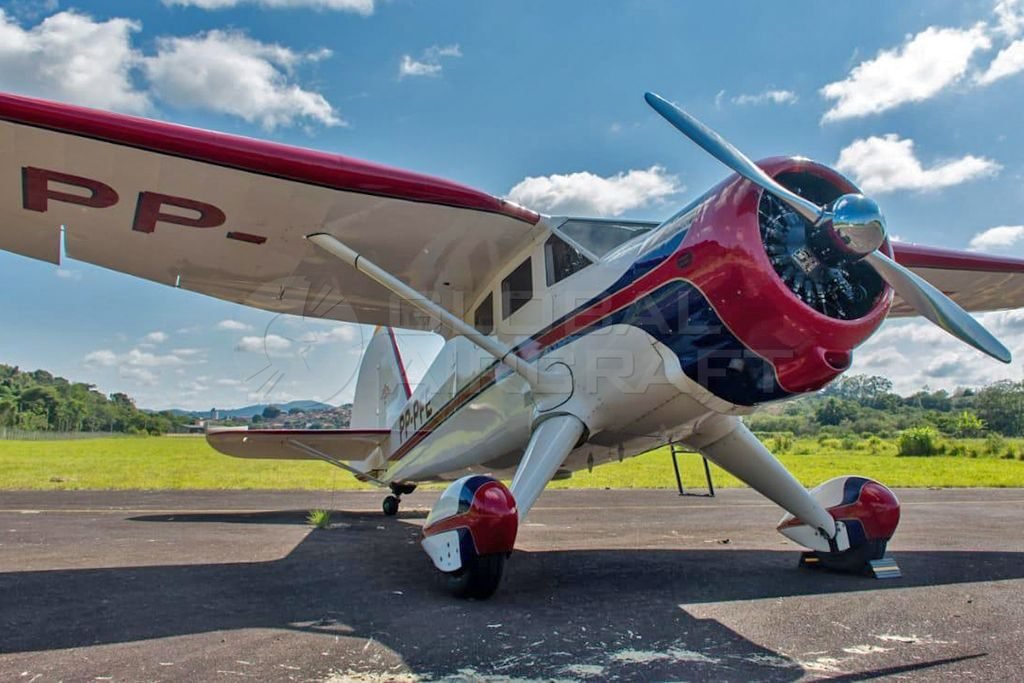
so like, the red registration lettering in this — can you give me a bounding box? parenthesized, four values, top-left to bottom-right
(22, 167, 119, 213)
(132, 192, 226, 234)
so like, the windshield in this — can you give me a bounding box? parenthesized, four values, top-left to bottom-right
(556, 218, 659, 258)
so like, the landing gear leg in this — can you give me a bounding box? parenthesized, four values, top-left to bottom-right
(383, 482, 417, 516)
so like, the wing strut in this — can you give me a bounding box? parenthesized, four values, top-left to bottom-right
(285, 437, 388, 487)
(307, 233, 565, 394)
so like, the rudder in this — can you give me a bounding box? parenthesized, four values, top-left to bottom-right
(351, 326, 411, 429)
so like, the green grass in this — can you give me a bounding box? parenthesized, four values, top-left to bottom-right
(306, 508, 332, 528)
(1, 434, 1024, 491)
(0, 437, 374, 491)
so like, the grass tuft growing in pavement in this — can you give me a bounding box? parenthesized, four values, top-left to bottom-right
(307, 509, 332, 529)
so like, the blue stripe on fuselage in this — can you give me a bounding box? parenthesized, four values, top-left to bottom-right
(546, 279, 791, 405)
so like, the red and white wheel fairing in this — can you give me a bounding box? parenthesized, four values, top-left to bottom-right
(778, 476, 900, 554)
(421, 475, 518, 573)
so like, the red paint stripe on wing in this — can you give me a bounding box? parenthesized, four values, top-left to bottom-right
(0, 92, 539, 225)
(893, 243, 1024, 273)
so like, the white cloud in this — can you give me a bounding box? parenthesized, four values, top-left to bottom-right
(969, 225, 1024, 251)
(163, 0, 374, 12)
(398, 44, 461, 79)
(835, 134, 1001, 194)
(399, 55, 440, 78)
(143, 30, 342, 130)
(178, 379, 209, 394)
(120, 367, 158, 386)
(84, 346, 201, 372)
(994, 0, 1024, 37)
(299, 324, 359, 345)
(853, 312, 1024, 394)
(123, 348, 185, 367)
(977, 39, 1024, 84)
(217, 319, 253, 332)
(425, 44, 462, 59)
(84, 349, 119, 367)
(0, 10, 149, 112)
(143, 331, 168, 344)
(506, 166, 682, 217)
(236, 334, 292, 353)
(732, 89, 798, 106)
(821, 25, 991, 122)
(55, 268, 81, 280)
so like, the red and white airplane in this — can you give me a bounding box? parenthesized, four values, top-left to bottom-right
(3, 91, 1024, 599)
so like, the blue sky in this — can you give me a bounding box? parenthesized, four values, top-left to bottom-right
(1, 0, 1024, 409)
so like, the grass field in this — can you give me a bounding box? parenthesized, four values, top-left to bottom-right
(2, 434, 1024, 491)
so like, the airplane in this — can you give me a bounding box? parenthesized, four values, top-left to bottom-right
(3, 90, 1024, 599)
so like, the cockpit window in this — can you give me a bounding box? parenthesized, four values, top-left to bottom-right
(544, 233, 592, 285)
(557, 219, 658, 258)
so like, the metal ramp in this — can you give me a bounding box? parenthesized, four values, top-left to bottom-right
(669, 442, 715, 497)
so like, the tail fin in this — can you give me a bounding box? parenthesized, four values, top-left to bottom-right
(351, 326, 411, 429)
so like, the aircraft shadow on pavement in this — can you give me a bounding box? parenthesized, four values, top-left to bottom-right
(0, 508, 1009, 680)
(128, 509, 429, 524)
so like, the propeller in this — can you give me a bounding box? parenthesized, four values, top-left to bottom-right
(644, 91, 1011, 364)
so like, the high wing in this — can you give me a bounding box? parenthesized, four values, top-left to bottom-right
(207, 428, 389, 461)
(0, 93, 542, 330)
(891, 243, 1024, 316)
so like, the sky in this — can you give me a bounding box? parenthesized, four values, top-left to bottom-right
(1, 0, 1024, 410)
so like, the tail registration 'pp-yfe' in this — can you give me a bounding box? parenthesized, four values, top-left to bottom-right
(2, 91, 1023, 598)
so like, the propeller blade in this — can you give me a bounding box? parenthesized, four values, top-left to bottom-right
(644, 91, 825, 225)
(863, 250, 1011, 364)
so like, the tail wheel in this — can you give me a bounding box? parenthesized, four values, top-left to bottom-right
(447, 553, 505, 600)
(382, 494, 400, 516)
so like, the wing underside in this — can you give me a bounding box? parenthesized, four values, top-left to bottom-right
(890, 243, 1024, 316)
(0, 93, 542, 330)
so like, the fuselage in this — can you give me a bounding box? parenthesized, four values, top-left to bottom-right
(365, 158, 893, 484)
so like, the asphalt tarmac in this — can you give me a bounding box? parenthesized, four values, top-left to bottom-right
(1, 488, 1023, 681)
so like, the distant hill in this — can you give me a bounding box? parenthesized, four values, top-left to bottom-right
(168, 400, 334, 420)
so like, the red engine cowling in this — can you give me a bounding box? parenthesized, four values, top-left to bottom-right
(671, 157, 894, 395)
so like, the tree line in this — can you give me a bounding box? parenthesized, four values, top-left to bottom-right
(3, 362, 1023, 439)
(0, 365, 191, 435)
(747, 374, 1024, 438)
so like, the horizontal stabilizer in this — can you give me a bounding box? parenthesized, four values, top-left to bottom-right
(206, 427, 389, 461)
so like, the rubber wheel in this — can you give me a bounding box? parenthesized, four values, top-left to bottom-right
(382, 495, 400, 516)
(447, 554, 505, 600)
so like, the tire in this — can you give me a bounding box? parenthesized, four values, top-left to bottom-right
(447, 554, 505, 600)
(382, 495, 400, 516)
